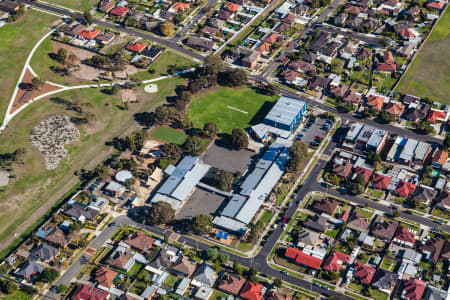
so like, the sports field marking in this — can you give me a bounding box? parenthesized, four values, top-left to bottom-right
(227, 105, 248, 114)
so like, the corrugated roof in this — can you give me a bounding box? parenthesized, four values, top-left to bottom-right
(264, 96, 306, 128)
(171, 163, 209, 201)
(240, 168, 265, 196)
(235, 148, 288, 224)
(222, 195, 247, 218)
(151, 193, 182, 210)
(414, 141, 431, 161)
(158, 175, 182, 195)
(399, 139, 419, 161)
(177, 155, 199, 170)
(357, 125, 375, 143)
(213, 216, 248, 233)
(367, 129, 386, 148)
(345, 123, 364, 142)
(256, 143, 283, 169)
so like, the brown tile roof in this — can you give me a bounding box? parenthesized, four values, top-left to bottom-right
(172, 256, 198, 277)
(95, 267, 117, 288)
(332, 162, 353, 180)
(436, 191, 450, 209)
(371, 173, 392, 190)
(217, 273, 247, 295)
(383, 102, 405, 117)
(432, 150, 448, 165)
(264, 32, 281, 44)
(106, 251, 133, 269)
(123, 232, 154, 252)
(44, 227, 69, 248)
(330, 85, 349, 98)
(371, 220, 398, 241)
(287, 60, 316, 73)
(343, 91, 362, 105)
(345, 5, 361, 14)
(418, 237, 445, 263)
(383, 51, 395, 64)
(357, 48, 371, 60)
(348, 212, 370, 231)
(441, 241, 450, 260)
(313, 198, 338, 215)
(367, 95, 385, 110)
(280, 69, 300, 82)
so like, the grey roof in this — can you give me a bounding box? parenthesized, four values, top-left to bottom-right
(345, 123, 364, 142)
(222, 195, 247, 218)
(193, 262, 217, 287)
(15, 261, 44, 279)
(399, 138, 419, 162)
(115, 170, 133, 183)
(255, 143, 283, 170)
(356, 125, 375, 144)
(264, 96, 306, 128)
(105, 181, 124, 192)
(372, 269, 399, 290)
(304, 215, 328, 232)
(142, 286, 157, 298)
(149, 250, 173, 270)
(235, 148, 289, 224)
(425, 286, 449, 300)
(414, 141, 431, 161)
(151, 193, 182, 211)
(29, 243, 59, 261)
(175, 277, 190, 295)
(158, 175, 182, 195)
(367, 129, 386, 149)
(213, 216, 248, 233)
(177, 155, 199, 170)
(240, 168, 265, 196)
(64, 202, 99, 221)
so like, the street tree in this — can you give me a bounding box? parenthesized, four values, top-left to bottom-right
(286, 141, 308, 172)
(38, 268, 60, 283)
(160, 21, 174, 36)
(192, 214, 213, 235)
(273, 278, 283, 288)
(218, 253, 229, 264)
(147, 202, 175, 225)
(203, 122, 218, 138)
(83, 11, 93, 25)
(206, 247, 218, 261)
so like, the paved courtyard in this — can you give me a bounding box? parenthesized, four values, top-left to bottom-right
(175, 188, 226, 220)
(202, 138, 256, 173)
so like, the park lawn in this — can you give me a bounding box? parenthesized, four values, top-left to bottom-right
(3, 289, 34, 300)
(0, 9, 58, 124)
(45, 0, 97, 11)
(150, 126, 188, 145)
(0, 78, 183, 249)
(188, 87, 278, 134)
(397, 7, 450, 103)
(133, 51, 197, 81)
(30, 36, 91, 86)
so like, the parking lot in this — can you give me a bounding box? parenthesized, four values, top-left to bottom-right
(175, 188, 226, 220)
(202, 138, 256, 173)
(298, 116, 331, 146)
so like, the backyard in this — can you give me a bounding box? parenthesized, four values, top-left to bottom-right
(188, 87, 278, 134)
(396, 7, 450, 103)
(0, 78, 183, 252)
(0, 9, 58, 123)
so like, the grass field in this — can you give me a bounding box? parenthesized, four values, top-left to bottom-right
(0, 78, 183, 250)
(150, 126, 188, 145)
(45, 0, 98, 11)
(397, 7, 450, 103)
(188, 87, 278, 134)
(133, 51, 197, 81)
(0, 10, 58, 124)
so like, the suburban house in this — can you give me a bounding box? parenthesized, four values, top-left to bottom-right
(394, 181, 416, 198)
(418, 237, 445, 264)
(393, 226, 416, 247)
(347, 212, 370, 233)
(185, 37, 215, 52)
(285, 247, 323, 270)
(191, 262, 217, 287)
(217, 273, 247, 296)
(127, 42, 147, 53)
(353, 261, 376, 285)
(322, 250, 350, 272)
(367, 95, 386, 111)
(371, 173, 392, 190)
(64, 202, 99, 222)
(72, 284, 110, 300)
(372, 269, 399, 295)
(401, 279, 426, 300)
(312, 198, 338, 216)
(15, 261, 44, 281)
(371, 220, 398, 242)
(431, 149, 448, 169)
(122, 232, 154, 252)
(38, 226, 69, 248)
(29, 243, 59, 262)
(436, 191, 450, 210)
(240, 281, 265, 300)
(95, 267, 118, 290)
(0, 0, 19, 13)
(171, 256, 198, 277)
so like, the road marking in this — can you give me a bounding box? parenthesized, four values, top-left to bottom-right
(227, 105, 248, 114)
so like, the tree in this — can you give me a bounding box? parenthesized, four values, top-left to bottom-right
(160, 143, 182, 160)
(218, 68, 247, 87)
(206, 247, 218, 261)
(203, 122, 218, 138)
(57, 284, 68, 294)
(84, 11, 93, 25)
(233, 260, 243, 275)
(160, 21, 174, 36)
(286, 141, 308, 172)
(56, 48, 68, 64)
(31, 77, 45, 90)
(38, 268, 60, 283)
(154, 106, 172, 124)
(247, 267, 258, 282)
(415, 121, 435, 135)
(273, 278, 283, 288)
(381, 36, 390, 47)
(183, 136, 206, 155)
(409, 198, 419, 209)
(147, 202, 175, 225)
(218, 253, 229, 264)
(230, 128, 248, 150)
(216, 170, 234, 191)
(350, 175, 365, 195)
(393, 211, 400, 218)
(111, 85, 120, 95)
(378, 111, 395, 124)
(1, 280, 17, 294)
(367, 152, 382, 168)
(192, 214, 213, 235)
(261, 83, 280, 96)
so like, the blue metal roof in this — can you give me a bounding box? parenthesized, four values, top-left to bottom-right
(222, 194, 247, 218)
(256, 143, 283, 170)
(264, 96, 306, 127)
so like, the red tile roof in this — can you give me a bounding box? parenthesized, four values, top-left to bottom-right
(354, 261, 376, 284)
(394, 226, 415, 245)
(367, 95, 385, 110)
(122, 232, 154, 251)
(427, 109, 447, 122)
(78, 29, 100, 39)
(395, 180, 416, 197)
(240, 281, 264, 300)
(323, 250, 351, 272)
(110, 6, 129, 16)
(217, 274, 247, 295)
(383, 102, 405, 117)
(426, 1, 445, 9)
(95, 267, 117, 288)
(72, 284, 110, 300)
(172, 2, 190, 12)
(225, 2, 240, 12)
(403, 279, 426, 300)
(127, 42, 147, 53)
(372, 173, 392, 189)
(353, 166, 373, 183)
(285, 247, 322, 269)
(377, 63, 397, 72)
